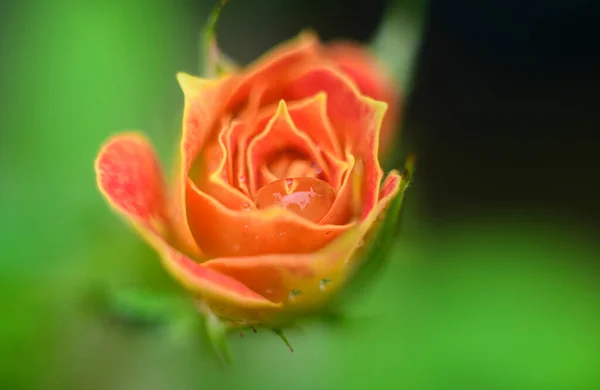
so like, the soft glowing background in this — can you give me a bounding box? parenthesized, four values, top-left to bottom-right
(1, 0, 599, 389)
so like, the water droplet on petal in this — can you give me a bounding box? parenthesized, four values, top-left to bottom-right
(239, 175, 246, 183)
(288, 289, 302, 302)
(319, 278, 331, 291)
(241, 202, 251, 211)
(254, 177, 336, 222)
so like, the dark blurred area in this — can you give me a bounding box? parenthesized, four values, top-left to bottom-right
(410, 0, 600, 230)
(1, 0, 599, 389)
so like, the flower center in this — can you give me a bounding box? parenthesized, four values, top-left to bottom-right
(254, 177, 336, 223)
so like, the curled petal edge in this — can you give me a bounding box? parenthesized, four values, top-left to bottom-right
(95, 133, 280, 315)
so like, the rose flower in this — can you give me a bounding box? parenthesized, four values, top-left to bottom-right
(95, 32, 404, 327)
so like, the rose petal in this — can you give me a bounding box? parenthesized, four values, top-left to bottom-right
(231, 84, 267, 196)
(285, 92, 342, 158)
(185, 179, 351, 257)
(95, 134, 278, 317)
(246, 100, 330, 195)
(192, 119, 256, 211)
(324, 42, 400, 156)
(172, 73, 229, 256)
(202, 170, 403, 308)
(95, 133, 168, 234)
(318, 152, 355, 225)
(281, 66, 386, 219)
(224, 31, 320, 113)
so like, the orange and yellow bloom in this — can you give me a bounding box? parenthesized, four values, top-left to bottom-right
(95, 32, 403, 328)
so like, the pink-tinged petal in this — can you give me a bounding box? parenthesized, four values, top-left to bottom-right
(95, 134, 278, 320)
(136, 220, 280, 324)
(281, 66, 386, 219)
(324, 42, 401, 156)
(246, 100, 330, 195)
(202, 170, 403, 309)
(185, 179, 351, 258)
(379, 170, 402, 200)
(95, 133, 168, 235)
(224, 31, 320, 113)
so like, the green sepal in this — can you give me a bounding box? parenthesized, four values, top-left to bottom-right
(333, 156, 415, 305)
(203, 307, 233, 365)
(201, 0, 239, 77)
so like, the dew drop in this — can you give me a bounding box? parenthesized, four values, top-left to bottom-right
(288, 289, 302, 302)
(239, 175, 246, 183)
(241, 202, 251, 211)
(319, 278, 331, 291)
(254, 177, 336, 223)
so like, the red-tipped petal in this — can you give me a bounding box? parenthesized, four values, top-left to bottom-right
(133, 219, 280, 324)
(224, 31, 320, 112)
(185, 179, 350, 258)
(281, 66, 386, 219)
(95, 133, 278, 321)
(324, 42, 401, 156)
(95, 133, 169, 236)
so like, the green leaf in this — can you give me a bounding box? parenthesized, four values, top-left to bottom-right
(201, 0, 240, 77)
(89, 286, 186, 329)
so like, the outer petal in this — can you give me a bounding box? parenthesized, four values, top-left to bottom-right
(281, 66, 386, 219)
(324, 42, 400, 156)
(172, 74, 229, 256)
(202, 170, 403, 311)
(95, 133, 279, 319)
(223, 31, 320, 112)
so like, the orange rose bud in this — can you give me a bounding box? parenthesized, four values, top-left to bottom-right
(95, 31, 404, 329)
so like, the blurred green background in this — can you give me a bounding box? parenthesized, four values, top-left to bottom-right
(1, 0, 599, 389)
